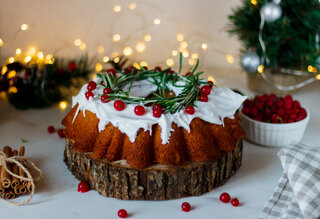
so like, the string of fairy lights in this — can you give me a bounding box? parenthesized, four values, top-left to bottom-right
(1, 1, 319, 109)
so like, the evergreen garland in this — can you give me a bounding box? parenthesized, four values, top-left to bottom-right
(228, 0, 320, 71)
(0, 55, 93, 109)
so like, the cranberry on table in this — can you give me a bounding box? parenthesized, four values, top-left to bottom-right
(107, 68, 117, 77)
(57, 129, 65, 138)
(118, 209, 128, 218)
(219, 192, 231, 203)
(77, 181, 89, 193)
(87, 81, 97, 91)
(201, 85, 211, 95)
(185, 105, 195, 115)
(134, 105, 145, 116)
(85, 91, 94, 100)
(198, 94, 208, 102)
(103, 87, 113, 94)
(231, 198, 240, 207)
(181, 202, 191, 212)
(47, 126, 55, 134)
(114, 100, 125, 111)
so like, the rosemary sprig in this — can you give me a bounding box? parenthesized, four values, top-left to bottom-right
(96, 53, 210, 114)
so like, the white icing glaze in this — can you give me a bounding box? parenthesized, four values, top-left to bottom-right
(72, 77, 247, 144)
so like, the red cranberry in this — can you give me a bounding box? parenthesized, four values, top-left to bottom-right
(277, 108, 285, 116)
(201, 85, 211, 95)
(58, 129, 65, 138)
(124, 66, 135, 74)
(231, 198, 240, 207)
(219, 192, 231, 203)
(255, 101, 264, 110)
(167, 70, 175, 75)
(68, 62, 77, 71)
(185, 105, 195, 115)
(77, 181, 89, 193)
(87, 81, 97, 91)
(142, 66, 148, 70)
(85, 91, 94, 100)
(293, 100, 300, 108)
(242, 107, 250, 116)
(107, 68, 117, 77)
(152, 104, 163, 111)
(47, 126, 55, 134)
(103, 87, 113, 94)
(185, 72, 193, 76)
(100, 81, 105, 86)
(198, 94, 208, 102)
(271, 114, 280, 123)
(181, 202, 191, 212)
(155, 66, 162, 72)
(134, 105, 145, 116)
(114, 100, 125, 111)
(117, 209, 128, 218)
(251, 107, 258, 117)
(101, 94, 110, 103)
(153, 109, 163, 118)
(276, 100, 284, 108)
(208, 81, 214, 88)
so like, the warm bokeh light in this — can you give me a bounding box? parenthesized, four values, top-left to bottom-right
(136, 42, 146, 53)
(45, 54, 54, 64)
(0, 38, 3, 47)
(8, 57, 15, 63)
(7, 70, 16, 79)
(226, 54, 234, 64)
(191, 53, 199, 59)
(27, 47, 36, 56)
(201, 43, 208, 50)
(153, 18, 161, 25)
(166, 58, 174, 67)
(183, 51, 189, 57)
(140, 61, 148, 67)
(123, 46, 133, 56)
(181, 41, 188, 49)
(79, 42, 86, 50)
(144, 34, 152, 42)
(103, 56, 110, 63)
(24, 56, 32, 63)
(188, 58, 196, 66)
(97, 45, 104, 54)
(92, 74, 97, 80)
(112, 34, 121, 42)
(21, 24, 29, 31)
(316, 74, 320, 80)
(8, 86, 18, 94)
(128, 2, 137, 10)
(133, 62, 141, 70)
(308, 65, 317, 73)
(257, 65, 264, 73)
(114, 57, 120, 63)
(176, 33, 184, 42)
(37, 51, 44, 60)
(16, 48, 22, 55)
(95, 63, 103, 72)
(208, 76, 216, 84)
(1, 66, 7, 75)
(74, 38, 81, 47)
(171, 50, 178, 56)
(59, 101, 68, 110)
(251, 0, 258, 5)
(113, 5, 122, 12)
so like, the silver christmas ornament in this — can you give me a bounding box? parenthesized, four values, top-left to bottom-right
(261, 2, 282, 23)
(241, 51, 260, 73)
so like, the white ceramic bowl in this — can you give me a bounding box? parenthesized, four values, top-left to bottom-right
(239, 107, 310, 147)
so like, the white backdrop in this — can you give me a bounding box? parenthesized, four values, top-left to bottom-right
(0, 0, 242, 70)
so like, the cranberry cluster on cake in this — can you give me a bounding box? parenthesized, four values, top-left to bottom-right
(62, 65, 246, 169)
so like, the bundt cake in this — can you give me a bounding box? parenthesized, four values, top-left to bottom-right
(62, 65, 246, 199)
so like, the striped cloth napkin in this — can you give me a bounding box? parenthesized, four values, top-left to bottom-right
(260, 143, 320, 219)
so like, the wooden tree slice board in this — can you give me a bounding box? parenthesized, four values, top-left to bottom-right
(64, 139, 243, 200)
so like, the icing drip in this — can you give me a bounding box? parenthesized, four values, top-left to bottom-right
(72, 78, 246, 144)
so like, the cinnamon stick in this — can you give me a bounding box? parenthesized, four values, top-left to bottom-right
(11, 150, 20, 189)
(18, 185, 27, 195)
(18, 146, 28, 186)
(1, 146, 12, 188)
(4, 189, 16, 199)
(0, 167, 5, 195)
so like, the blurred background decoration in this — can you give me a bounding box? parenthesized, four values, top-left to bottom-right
(0, 0, 319, 108)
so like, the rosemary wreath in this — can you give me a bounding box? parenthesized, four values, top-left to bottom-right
(96, 54, 212, 114)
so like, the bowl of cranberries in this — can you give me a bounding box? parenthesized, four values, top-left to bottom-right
(239, 94, 310, 147)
